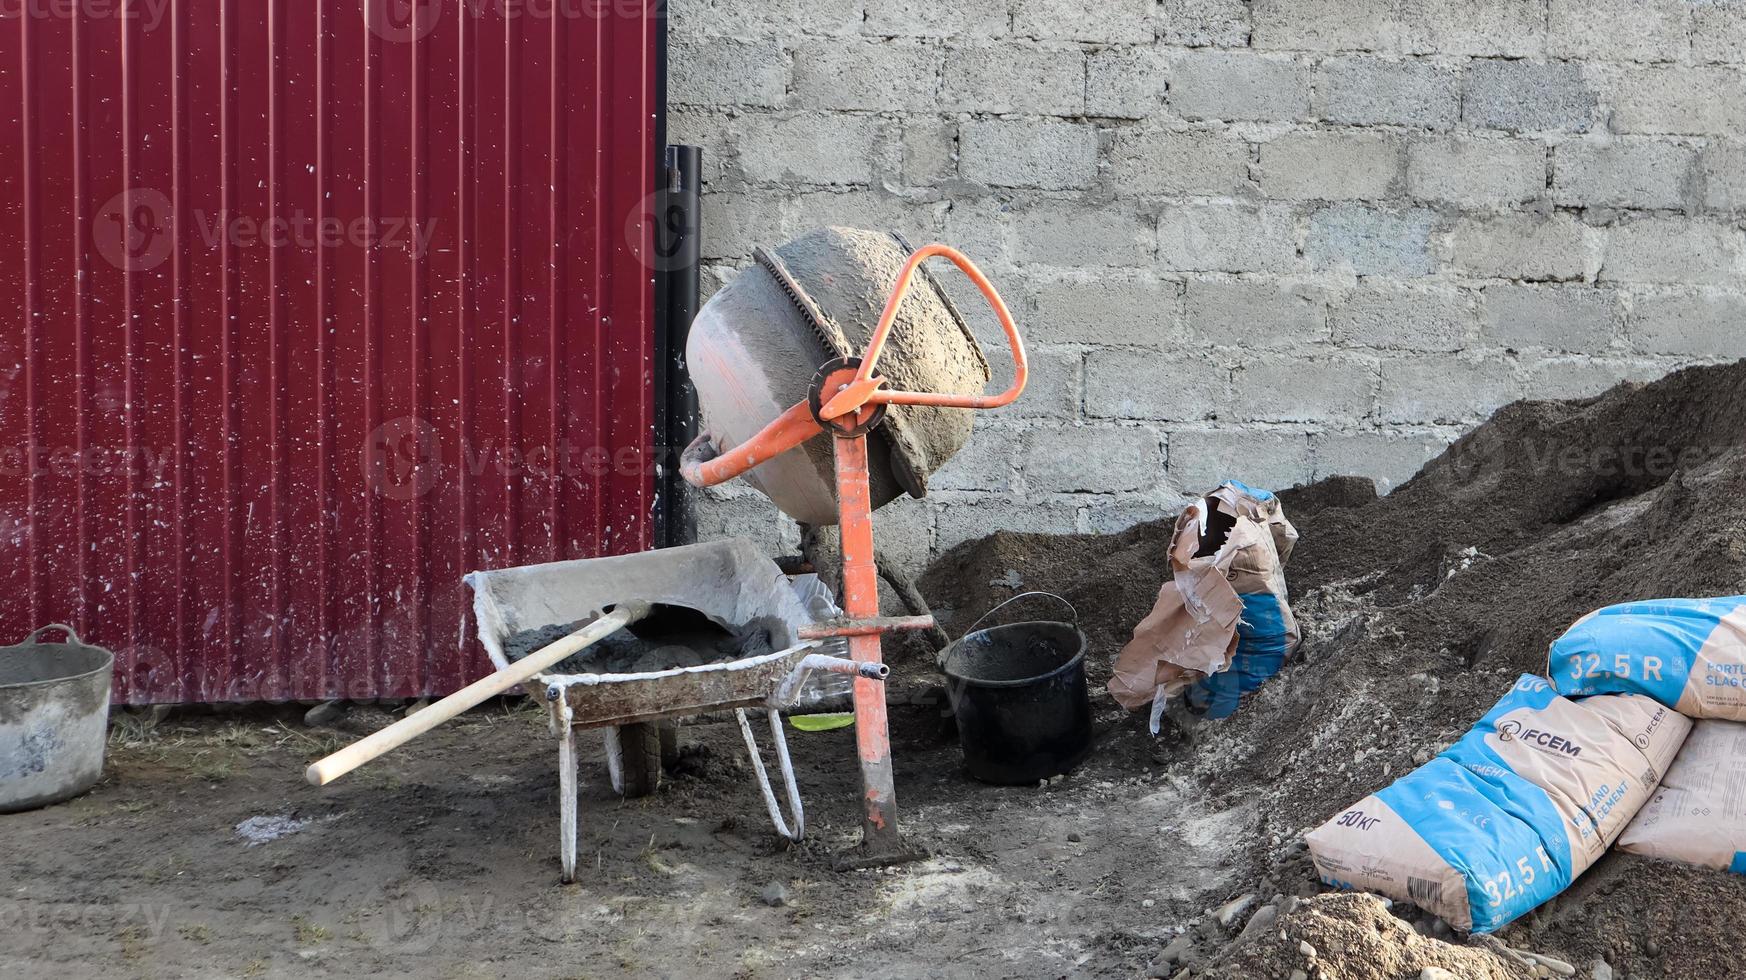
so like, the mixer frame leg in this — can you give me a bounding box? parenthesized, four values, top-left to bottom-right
(831, 434, 925, 868)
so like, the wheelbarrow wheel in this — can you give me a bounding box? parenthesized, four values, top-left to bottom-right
(616, 722, 663, 798)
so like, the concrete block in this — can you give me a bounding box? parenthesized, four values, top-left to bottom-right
(1013, 201, 1155, 268)
(1522, 356, 1669, 401)
(1311, 429, 1450, 494)
(1333, 284, 1476, 351)
(669, 36, 788, 108)
(790, 39, 944, 112)
(1306, 204, 1436, 278)
(1482, 284, 1618, 352)
(1548, 0, 1689, 62)
(1022, 426, 1163, 493)
(1694, 3, 1746, 64)
(942, 44, 1087, 116)
(1156, 0, 1251, 47)
(1012, 0, 1153, 43)
(1256, 131, 1400, 202)
(935, 498, 1081, 552)
(1087, 46, 1170, 120)
(1602, 218, 1744, 286)
(1168, 51, 1311, 123)
(701, 191, 788, 261)
(960, 118, 1099, 191)
(1703, 142, 1746, 212)
(1446, 211, 1595, 282)
(1085, 349, 1229, 421)
(674, 0, 861, 39)
(1166, 428, 1315, 495)
(1028, 274, 1185, 347)
(737, 113, 882, 187)
(1185, 279, 1329, 347)
(692, 494, 801, 557)
(941, 203, 1012, 272)
(931, 426, 1020, 492)
(1629, 292, 1746, 358)
(862, 0, 1012, 39)
(1251, 0, 1396, 51)
(988, 345, 1082, 420)
(1106, 128, 1254, 198)
(1552, 139, 1695, 211)
(1396, 0, 1548, 57)
(1314, 56, 1460, 128)
(1380, 355, 1523, 424)
(1406, 137, 1545, 207)
(1462, 60, 1598, 133)
(1230, 354, 1377, 423)
(786, 191, 940, 242)
(1157, 203, 1298, 274)
(1607, 66, 1746, 137)
(903, 118, 959, 186)
(1086, 497, 1185, 535)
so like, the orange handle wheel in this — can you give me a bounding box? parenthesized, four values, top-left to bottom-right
(683, 243, 1025, 490)
(818, 243, 1028, 420)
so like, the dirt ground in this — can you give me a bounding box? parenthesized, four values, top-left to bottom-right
(2, 692, 1221, 980)
(9, 360, 1746, 980)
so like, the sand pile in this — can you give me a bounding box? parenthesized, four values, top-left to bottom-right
(920, 359, 1746, 979)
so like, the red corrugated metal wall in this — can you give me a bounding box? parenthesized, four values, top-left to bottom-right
(0, 1, 660, 704)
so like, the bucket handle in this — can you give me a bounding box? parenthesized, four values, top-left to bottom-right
(12, 623, 83, 648)
(963, 591, 1078, 638)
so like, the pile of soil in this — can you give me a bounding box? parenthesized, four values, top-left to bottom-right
(920, 360, 1746, 979)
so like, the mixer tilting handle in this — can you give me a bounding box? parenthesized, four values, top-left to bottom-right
(680, 243, 1028, 490)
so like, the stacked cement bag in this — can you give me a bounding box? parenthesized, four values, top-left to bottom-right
(1547, 596, 1746, 717)
(1307, 676, 1690, 933)
(1618, 720, 1746, 872)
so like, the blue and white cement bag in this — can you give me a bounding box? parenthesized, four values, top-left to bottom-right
(1619, 719, 1746, 873)
(1548, 596, 1746, 718)
(1307, 676, 1690, 933)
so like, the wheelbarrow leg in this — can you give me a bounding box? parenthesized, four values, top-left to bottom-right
(558, 714, 580, 884)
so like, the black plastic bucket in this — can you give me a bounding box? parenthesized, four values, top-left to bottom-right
(938, 594, 1093, 785)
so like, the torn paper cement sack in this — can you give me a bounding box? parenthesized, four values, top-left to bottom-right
(1307, 676, 1690, 933)
(1108, 481, 1299, 724)
(1548, 596, 1746, 718)
(1619, 719, 1746, 873)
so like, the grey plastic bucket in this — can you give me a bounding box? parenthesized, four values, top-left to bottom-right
(1, 625, 114, 813)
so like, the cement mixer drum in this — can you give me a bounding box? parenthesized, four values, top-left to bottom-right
(687, 227, 993, 526)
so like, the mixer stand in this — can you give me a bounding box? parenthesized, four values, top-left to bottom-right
(682, 244, 1028, 866)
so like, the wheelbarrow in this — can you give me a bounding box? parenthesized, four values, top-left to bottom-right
(307, 538, 884, 883)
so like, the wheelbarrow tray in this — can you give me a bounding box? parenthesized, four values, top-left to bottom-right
(463, 537, 819, 722)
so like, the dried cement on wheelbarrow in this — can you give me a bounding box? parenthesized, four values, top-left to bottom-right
(920, 358, 1746, 979)
(501, 604, 782, 675)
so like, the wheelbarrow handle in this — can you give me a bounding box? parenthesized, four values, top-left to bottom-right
(305, 602, 652, 786)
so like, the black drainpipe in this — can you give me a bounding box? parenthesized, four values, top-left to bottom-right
(654, 144, 702, 548)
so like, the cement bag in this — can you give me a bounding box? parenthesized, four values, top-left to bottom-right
(1619, 719, 1746, 873)
(1109, 482, 1299, 725)
(1547, 596, 1746, 718)
(1307, 676, 1690, 933)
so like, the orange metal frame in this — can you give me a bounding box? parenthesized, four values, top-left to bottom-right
(681, 244, 1027, 861)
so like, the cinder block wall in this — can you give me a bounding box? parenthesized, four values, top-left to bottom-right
(670, 0, 1746, 569)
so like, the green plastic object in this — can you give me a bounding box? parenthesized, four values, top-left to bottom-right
(788, 713, 856, 733)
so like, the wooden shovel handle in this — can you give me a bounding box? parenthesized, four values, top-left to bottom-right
(305, 602, 651, 786)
